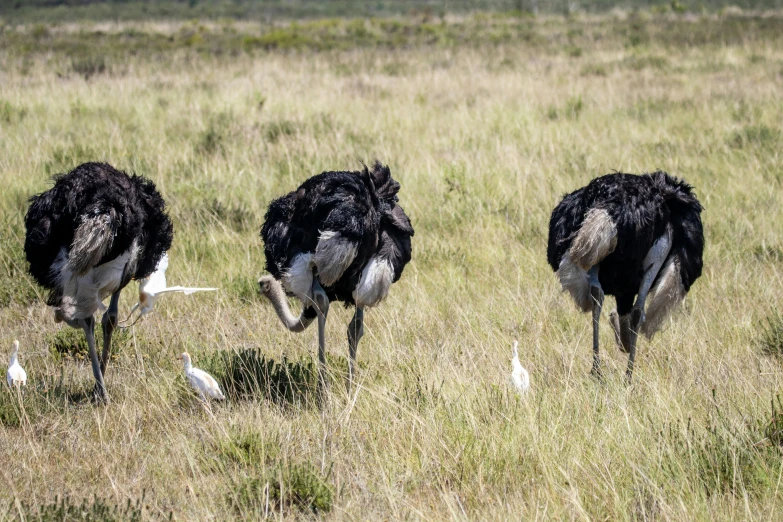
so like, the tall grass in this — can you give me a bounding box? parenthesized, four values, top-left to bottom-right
(1, 9, 783, 520)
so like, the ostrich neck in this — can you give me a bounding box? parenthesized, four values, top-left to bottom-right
(9, 352, 17, 366)
(265, 278, 312, 332)
(183, 360, 192, 373)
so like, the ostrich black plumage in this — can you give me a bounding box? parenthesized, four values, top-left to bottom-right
(259, 162, 414, 391)
(24, 162, 173, 401)
(547, 171, 704, 381)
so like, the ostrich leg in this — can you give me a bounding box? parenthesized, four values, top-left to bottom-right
(588, 266, 604, 378)
(347, 307, 365, 390)
(609, 310, 632, 354)
(100, 290, 121, 374)
(626, 230, 672, 382)
(311, 279, 330, 398)
(81, 316, 108, 402)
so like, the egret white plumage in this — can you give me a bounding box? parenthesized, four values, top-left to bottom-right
(510, 341, 529, 393)
(24, 162, 173, 402)
(121, 253, 218, 327)
(179, 352, 225, 401)
(7, 340, 27, 388)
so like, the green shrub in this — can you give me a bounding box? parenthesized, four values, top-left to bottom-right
(621, 54, 669, 71)
(13, 493, 169, 522)
(758, 311, 783, 358)
(262, 120, 298, 143)
(663, 400, 782, 496)
(0, 229, 40, 308)
(207, 198, 254, 232)
(217, 427, 280, 467)
(202, 348, 318, 406)
(0, 388, 25, 427)
(223, 276, 258, 304)
(752, 244, 783, 263)
(30, 23, 49, 39)
(565, 95, 584, 120)
(71, 55, 108, 80)
(47, 325, 130, 361)
(232, 463, 333, 515)
(197, 112, 234, 155)
(728, 124, 781, 150)
(0, 100, 28, 124)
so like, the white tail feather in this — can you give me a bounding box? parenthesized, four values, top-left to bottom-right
(314, 231, 358, 287)
(641, 256, 686, 338)
(569, 209, 618, 271)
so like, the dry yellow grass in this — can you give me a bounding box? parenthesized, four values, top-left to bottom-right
(1, 11, 783, 520)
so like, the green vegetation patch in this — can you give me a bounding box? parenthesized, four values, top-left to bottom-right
(47, 324, 132, 362)
(662, 399, 783, 496)
(0, 227, 40, 308)
(216, 427, 281, 468)
(11, 493, 169, 522)
(758, 311, 783, 358)
(201, 347, 319, 406)
(231, 462, 333, 515)
(728, 124, 782, 150)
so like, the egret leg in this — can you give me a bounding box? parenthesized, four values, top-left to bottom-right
(626, 229, 672, 382)
(100, 290, 121, 374)
(347, 307, 365, 390)
(588, 266, 604, 378)
(82, 316, 107, 402)
(311, 279, 330, 400)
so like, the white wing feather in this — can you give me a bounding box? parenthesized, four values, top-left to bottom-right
(154, 286, 218, 296)
(188, 367, 225, 400)
(7, 363, 27, 387)
(122, 253, 218, 327)
(510, 341, 530, 393)
(139, 253, 170, 295)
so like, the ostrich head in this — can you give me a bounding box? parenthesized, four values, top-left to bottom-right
(258, 275, 277, 297)
(258, 275, 314, 333)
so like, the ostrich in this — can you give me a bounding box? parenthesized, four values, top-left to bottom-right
(24, 162, 173, 401)
(258, 162, 414, 392)
(547, 171, 704, 381)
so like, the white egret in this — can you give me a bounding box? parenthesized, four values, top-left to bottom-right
(510, 341, 529, 394)
(179, 352, 225, 401)
(7, 340, 27, 388)
(122, 253, 217, 327)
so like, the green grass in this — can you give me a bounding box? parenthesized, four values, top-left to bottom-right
(1, 7, 783, 521)
(2, 0, 783, 23)
(11, 493, 167, 521)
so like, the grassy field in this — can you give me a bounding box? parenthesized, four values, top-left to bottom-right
(2, 7, 783, 521)
(2, 0, 782, 23)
